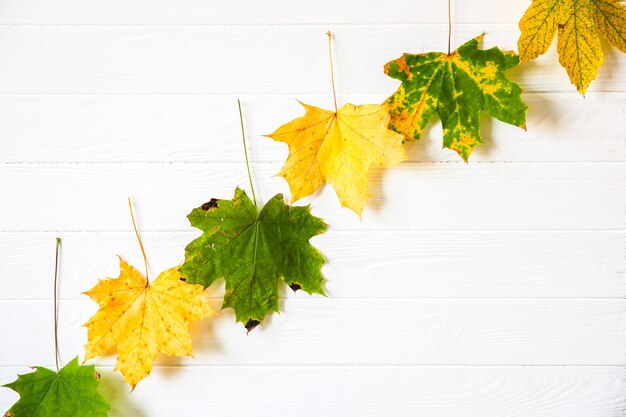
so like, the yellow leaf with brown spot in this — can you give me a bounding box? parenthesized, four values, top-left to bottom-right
(83, 258, 214, 389)
(518, 0, 626, 94)
(267, 102, 406, 215)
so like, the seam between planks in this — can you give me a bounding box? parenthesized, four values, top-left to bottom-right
(0, 90, 623, 96)
(1, 229, 625, 232)
(0, 23, 523, 28)
(0, 295, 626, 300)
(1, 161, 626, 165)
(1, 229, 626, 232)
(0, 364, 624, 369)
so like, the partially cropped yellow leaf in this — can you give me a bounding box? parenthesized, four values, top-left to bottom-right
(518, 0, 626, 94)
(83, 258, 214, 389)
(267, 102, 407, 215)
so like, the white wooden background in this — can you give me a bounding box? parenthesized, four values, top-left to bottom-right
(1, 1, 625, 416)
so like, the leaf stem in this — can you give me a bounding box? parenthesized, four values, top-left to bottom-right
(237, 99, 257, 207)
(128, 197, 150, 286)
(53, 237, 61, 372)
(447, 0, 452, 55)
(327, 31, 338, 113)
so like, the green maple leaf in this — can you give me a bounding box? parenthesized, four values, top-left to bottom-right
(3, 357, 110, 417)
(180, 188, 327, 331)
(384, 34, 528, 161)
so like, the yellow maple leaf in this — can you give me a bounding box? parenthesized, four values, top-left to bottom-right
(267, 102, 407, 215)
(518, 0, 626, 94)
(83, 257, 214, 389)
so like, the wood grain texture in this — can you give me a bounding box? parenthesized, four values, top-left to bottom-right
(1, 299, 624, 366)
(0, 162, 623, 232)
(1, 231, 624, 300)
(0, 25, 624, 95)
(0, 0, 529, 24)
(0, 93, 624, 163)
(1, 366, 623, 417)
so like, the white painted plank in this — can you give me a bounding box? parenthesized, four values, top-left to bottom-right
(0, 1, 624, 415)
(0, 93, 624, 163)
(0, 25, 624, 95)
(1, 231, 624, 300)
(0, 0, 529, 24)
(0, 299, 624, 366)
(0, 162, 623, 231)
(1, 365, 624, 417)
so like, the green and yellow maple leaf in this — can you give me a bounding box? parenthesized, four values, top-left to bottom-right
(180, 188, 326, 331)
(518, 0, 626, 94)
(3, 357, 110, 417)
(384, 35, 528, 161)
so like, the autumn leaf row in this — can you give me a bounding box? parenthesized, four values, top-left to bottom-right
(271, 0, 626, 215)
(3, 1, 625, 415)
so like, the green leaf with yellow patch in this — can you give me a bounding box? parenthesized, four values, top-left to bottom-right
(3, 357, 110, 417)
(181, 188, 327, 332)
(384, 34, 528, 161)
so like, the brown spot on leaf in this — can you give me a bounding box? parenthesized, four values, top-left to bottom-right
(245, 319, 260, 332)
(95, 371, 101, 381)
(201, 199, 219, 210)
(180, 277, 187, 282)
(289, 282, 302, 292)
(5, 411, 15, 417)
